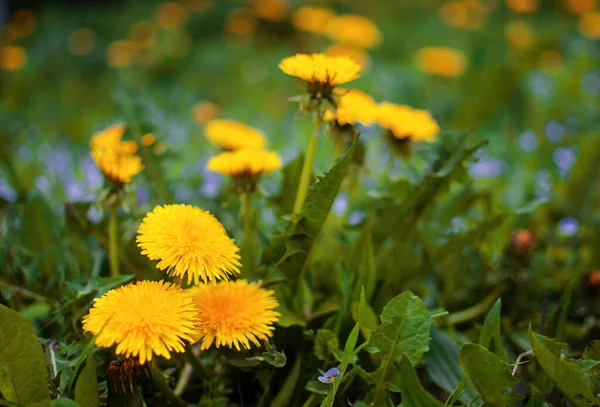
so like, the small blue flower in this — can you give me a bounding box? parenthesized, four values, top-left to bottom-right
(318, 367, 340, 384)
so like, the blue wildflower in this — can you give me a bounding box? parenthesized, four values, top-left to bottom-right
(318, 367, 340, 384)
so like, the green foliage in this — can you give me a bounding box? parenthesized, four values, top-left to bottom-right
(0, 305, 51, 407)
(398, 357, 446, 407)
(479, 299, 505, 360)
(74, 352, 98, 407)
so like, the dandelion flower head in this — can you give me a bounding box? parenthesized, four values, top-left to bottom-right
(325, 43, 370, 71)
(415, 47, 467, 77)
(291, 6, 336, 34)
(82, 280, 200, 364)
(137, 204, 241, 284)
(205, 119, 267, 151)
(190, 279, 280, 350)
(376, 102, 440, 143)
(207, 148, 282, 178)
(90, 123, 143, 184)
(323, 89, 378, 126)
(326, 14, 381, 49)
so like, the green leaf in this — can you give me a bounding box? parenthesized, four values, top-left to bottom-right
(353, 287, 378, 342)
(74, 351, 98, 407)
(0, 305, 51, 407)
(347, 218, 376, 302)
(314, 329, 339, 361)
(262, 343, 287, 368)
(546, 278, 576, 343)
(261, 138, 357, 281)
(51, 399, 81, 407)
(276, 152, 304, 216)
(270, 356, 302, 407)
(459, 343, 523, 405)
(479, 298, 504, 360)
(425, 327, 480, 405)
(368, 291, 433, 365)
(529, 330, 598, 406)
(398, 356, 446, 407)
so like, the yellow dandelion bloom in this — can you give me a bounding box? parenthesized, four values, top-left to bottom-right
(91, 148, 144, 184)
(505, 0, 539, 13)
(439, 0, 485, 30)
(205, 119, 266, 150)
(324, 43, 370, 71)
(579, 11, 600, 38)
(253, 0, 289, 22)
(155, 2, 188, 30)
(90, 123, 128, 150)
(415, 47, 467, 77)
(291, 6, 335, 35)
(323, 89, 378, 126)
(564, 0, 596, 14)
(192, 101, 219, 124)
(279, 53, 361, 100)
(505, 21, 535, 50)
(82, 280, 200, 364)
(326, 15, 381, 49)
(207, 148, 282, 178)
(190, 280, 280, 350)
(137, 204, 241, 284)
(0, 46, 27, 72)
(376, 102, 440, 143)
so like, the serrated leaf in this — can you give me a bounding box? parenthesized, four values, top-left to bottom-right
(368, 292, 433, 365)
(0, 305, 51, 407)
(479, 298, 504, 360)
(347, 218, 375, 302)
(459, 343, 523, 405)
(398, 356, 447, 407)
(261, 138, 357, 281)
(277, 152, 304, 216)
(74, 351, 98, 407)
(529, 330, 598, 406)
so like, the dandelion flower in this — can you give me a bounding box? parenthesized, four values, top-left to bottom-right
(190, 280, 280, 350)
(252, 0, 289, 22)
(579, 11, 600, 38)
(137, 204, 241, 284)
(376, 103, 440, 143)
(323, 89, 377, 126)
(1, 46, 27, 72)
(564, 0, 596, 14)
(505, 0, 539, 13)
(90, 124, 143, 184)
(415, 47, 467, 77)
(205, 119, 266, 150)
(291, 6, 335, 35)
(326, 15, 381, 49)
(279, 53, 361, 101)
(82, 280, 200, 364)
(207, 148, 282, 178)
(324, 43, 370, 71)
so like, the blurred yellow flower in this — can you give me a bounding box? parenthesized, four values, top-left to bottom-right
(253, 0, 289, 22)
(291, 6, 335, 34)
(376, 103, 440, 142)
(189, 280, 280, 350)
(155, 2, 188, 30)
(415, 47, 467, 77)
(323, 89, 378, 126)
(141, 133, 157, 147)
(8, 10, 36, 39)
(579, 11, 600, 38)
(69, 28, 96, 56)
(207, 148, 282, 178)
(106, 40, 137, 68)
(0, 46, 27, 72)
(505, 21, 535, 50)
(279, 53, 361, 98)
(137, 204, 241, 285)
(505, 0, 539, 13)
(205, 119, 266, 150)
(326, 14, 381, 49)
(128, 21, 155, 49)
(564, 0, 596, 14)
(225, 8, 257, 36)
(324, 43, 370, 71)
(439, 0, 485, 30)
(82, 280, 200, 364)
(90, 124, 143, 184)
(192, 101, 219, 124)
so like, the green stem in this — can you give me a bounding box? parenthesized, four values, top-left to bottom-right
(293, 110, 322, 214)
(446, 285, 505, 326)
(108, 206, 120, 277)
(183, 345, 207, 378)
(148, 361, 187, 407)
(242, 192, 252, 243)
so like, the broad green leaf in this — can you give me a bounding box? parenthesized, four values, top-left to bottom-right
(347, 218, 375, 301)
(352, 287, 378, 341)
(314, 329, 339, 361)
(270, 356, 302, 407)
(529, 330, 598, 406)
(425, 328, 479, 405)
(479, 298, 504, 360)
(51, 399, 80, 407)
(398, 356, 446, 407)
(74, 351, 98, 407)
(459, 343, 523, 405)
(368, 291, 433, 365)
(261, 138, 357, 281)
(0, 305, 51, 407)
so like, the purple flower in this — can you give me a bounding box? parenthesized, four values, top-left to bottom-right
(318, 367, 340, 384)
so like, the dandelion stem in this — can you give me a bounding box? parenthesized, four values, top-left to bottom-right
(148, 361, 187, 407)
(241, 191, 256, 277)
(293, 109, 322, 214)
(108, 206, 120, 277)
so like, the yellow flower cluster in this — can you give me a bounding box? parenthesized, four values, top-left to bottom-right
(207, 148, 282, 178)
(376, 103, 440, 143)
(415, 47, 467, 77)
(323, 89, 378, 126)
(90, 123, 144, 184)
